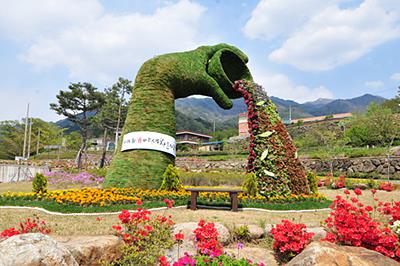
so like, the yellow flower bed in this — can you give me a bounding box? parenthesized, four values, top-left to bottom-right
(1, 186, 326, 206)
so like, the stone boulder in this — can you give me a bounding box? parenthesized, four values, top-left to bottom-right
(225, 247, 278, 266)
(54, 235, 123, 266)
(287, 241, 399, 266)
(236, 224, 264, 240)
(307, 227, 327, 241)
(0, 233, 78, 266)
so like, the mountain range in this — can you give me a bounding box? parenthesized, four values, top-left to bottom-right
(57, 94, 386, 134)
(175, 93, 385, 129)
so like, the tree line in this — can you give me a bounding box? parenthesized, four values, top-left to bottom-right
(0, 78, 133, 169)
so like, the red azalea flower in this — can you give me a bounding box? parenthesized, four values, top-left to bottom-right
(175, 232, 185, 241)
(354, 188, 362, 196)
(164, 198, 174, 208)
(344, 189, 350, 195)
(96, 217, 103, 221)
(144, 225, 153, 232)
(136, 199, 143, 205)
(112, 225, 122, 231)
(159, 256, 170, 266)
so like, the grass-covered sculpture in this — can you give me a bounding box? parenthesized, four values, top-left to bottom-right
(105, 44, 252, 188)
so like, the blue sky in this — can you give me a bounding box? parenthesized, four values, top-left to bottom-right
(0, 0, 399, 121)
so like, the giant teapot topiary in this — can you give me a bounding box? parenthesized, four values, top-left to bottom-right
(105, 44, 252, 188)
(104, 43, 310, 196)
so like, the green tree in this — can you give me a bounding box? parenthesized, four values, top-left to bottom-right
(64, 131, 82, 151)
(381, 86, 400, 114)
(0, 120, 24, 159)
(346, 103, 400, 146)
(93, 78, 132, 168)
(0, 119, 62, 160)
(50, 82, 104, 169)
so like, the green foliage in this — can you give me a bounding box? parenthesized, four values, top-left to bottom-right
(345, 103, 400, 146)
(381, 88, 400, 113)
(0, 119, 63, 159)
(64, 131, 82, 151)
(180, 170, 245, 187)
(107, 44, 252, 188)
(211, 128, 238, 141)
(306, 172, 318, 193)
(242, 172, 258, 196)
(232, 225, 251, 242)
(160, 164, 182, 191)
(92, 77, 132, 134)
(32, 173, 48, 194)
(297, 146, 388, 159)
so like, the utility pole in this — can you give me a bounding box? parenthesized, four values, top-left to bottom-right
(213, 120, 216, 132)
(289, 105, 292, 123)
(27, 118, 32, 159)
(22, 103, 30, 158)
(36, 128, 41, 156)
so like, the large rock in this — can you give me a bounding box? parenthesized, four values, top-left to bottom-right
(287, 241, 399, 266)
(225, 247, 278, 266)
(237, 224, 264, 240)
(362, 160, 376, 173)
(54, 235, 123, 266)
(307, 227, 327, 241)
(0, 233, 78, 266)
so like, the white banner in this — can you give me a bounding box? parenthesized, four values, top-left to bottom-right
(121, 131, 176, 157)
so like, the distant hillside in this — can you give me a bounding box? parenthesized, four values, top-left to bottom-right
(56, 94, 386, 135)
(301, 94, 385, 116)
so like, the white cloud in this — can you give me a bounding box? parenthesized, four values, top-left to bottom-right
(391, 73, 400, 81)
(364, 80, 384, 89)
(17, 0, 208, 84)
(0, 0, 103, 40)
(245, 0, 400, 71)
(251, 68, 333, 102)
(243, 0, 338, 40)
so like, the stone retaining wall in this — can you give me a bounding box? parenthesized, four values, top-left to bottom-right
(176, 156, 400, 175)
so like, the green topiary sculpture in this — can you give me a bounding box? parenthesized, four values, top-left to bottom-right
(105, 44, 253, 188)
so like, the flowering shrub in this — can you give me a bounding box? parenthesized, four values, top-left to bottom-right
(233, 80, 309, 198)
(193, 219, 223, 257)
(111, 208, 174, 265)
(323, 190, 400, 261)
(379, 182, 394, 192)
(1, 214, 51, 238)
(44, 171, 104, 187)
(270, 220, 314, 263)
(331, 175, 346, 189)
